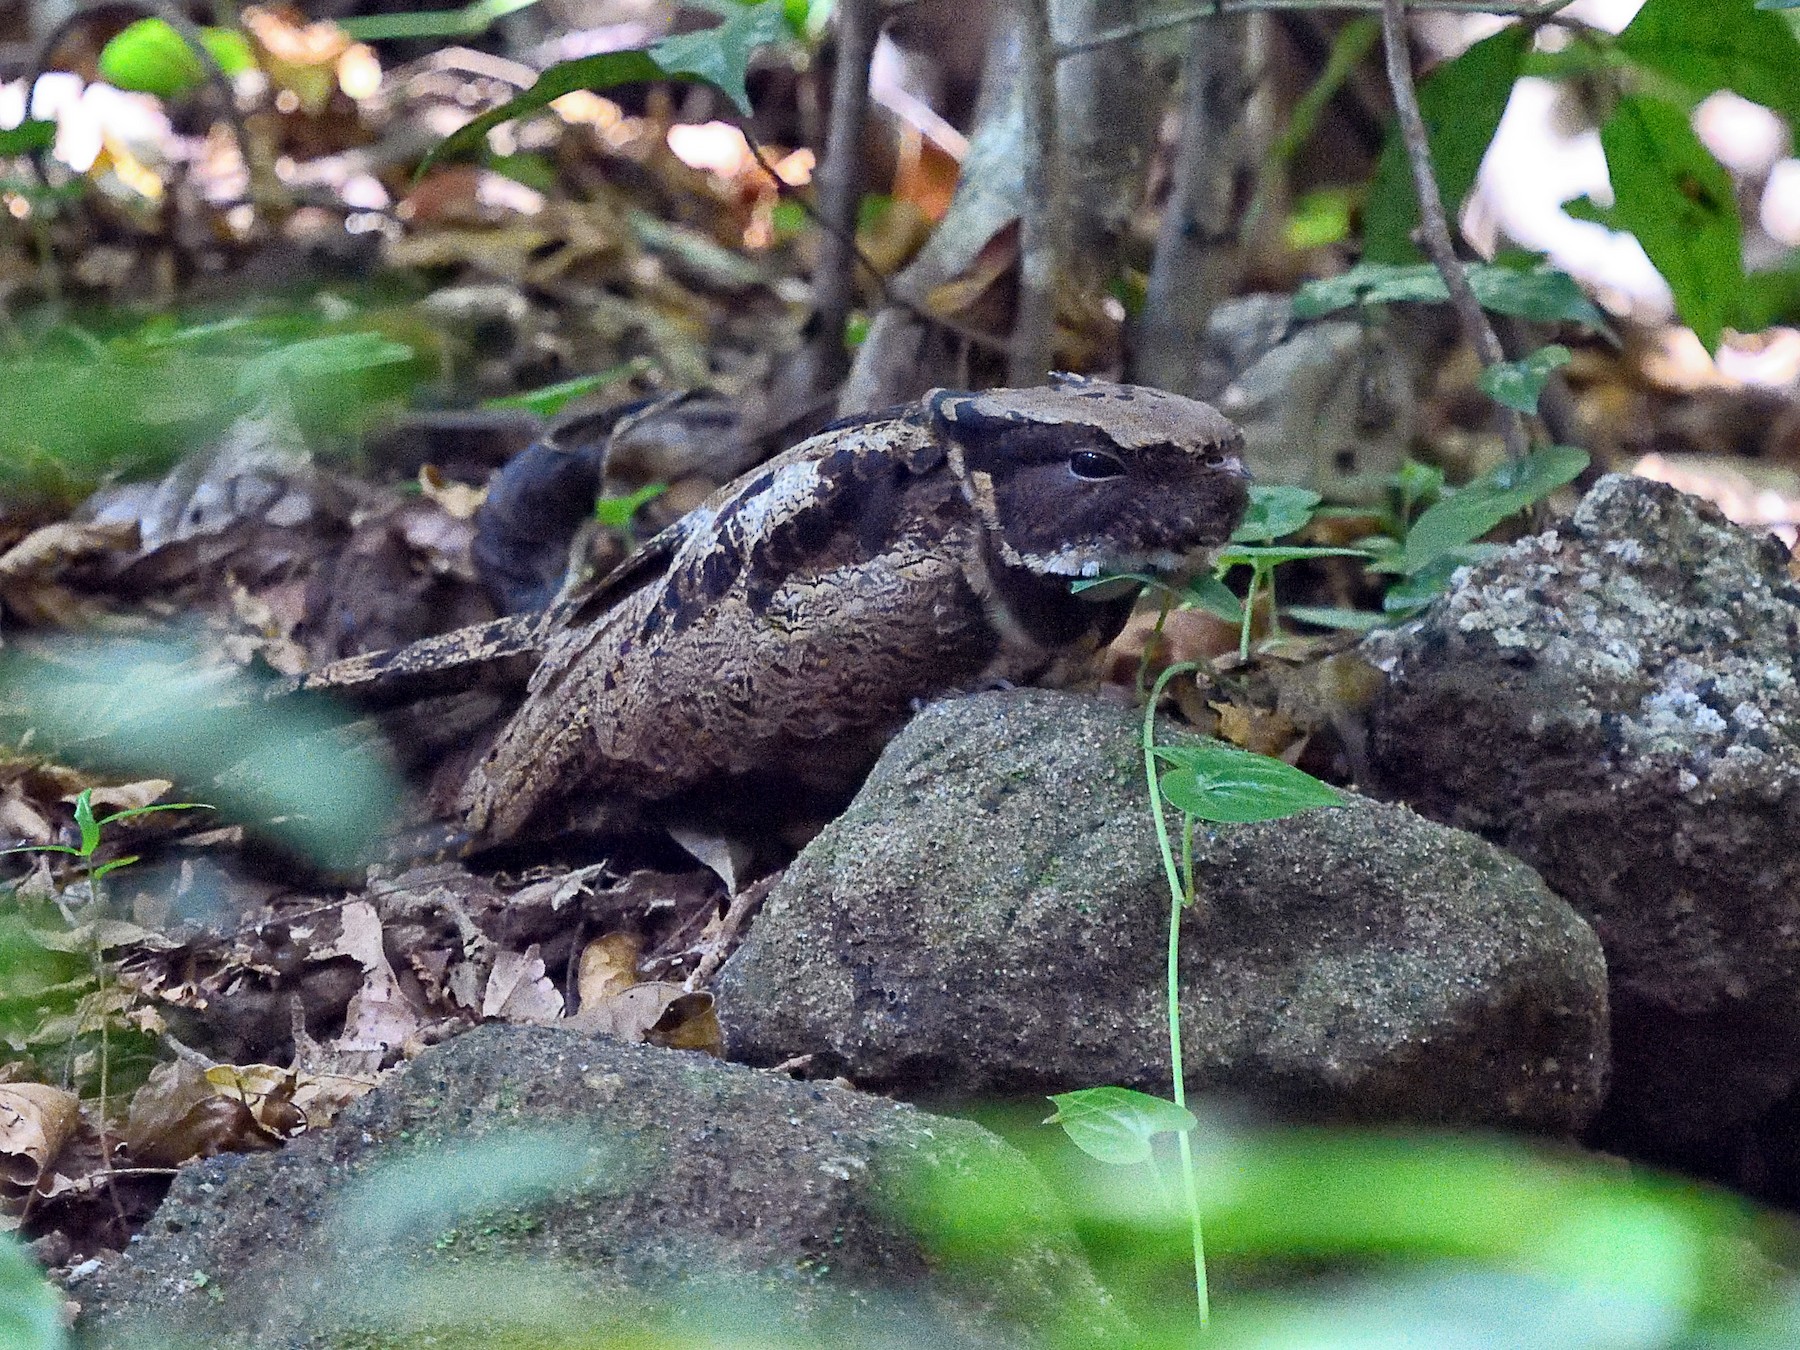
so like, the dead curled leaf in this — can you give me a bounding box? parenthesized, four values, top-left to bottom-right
(566, 932, 721, 1055)
(125, 1061, 281, 1170)
(0, 1083, 80, 1193)
(482, 945, 564, 1023)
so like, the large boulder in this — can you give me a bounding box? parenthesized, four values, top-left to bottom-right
(718, 689, 1608, 1133)
(1362, 474, 1800, 1176)
(74, 1026, 1115, 1347)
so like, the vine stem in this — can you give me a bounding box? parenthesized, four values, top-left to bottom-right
(1143, 660, 1208, 1330)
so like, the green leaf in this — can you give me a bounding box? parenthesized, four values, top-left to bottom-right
(1217, 545, 1371, 568)
(427, 50, 669, 168)
(1045, 1087, 1196, 1166)
(90, 856, 141, 881)
(649, 0, 791, 114)
(426, 0, 790, 168)
(1600, 95, 1744, 354)
(1619, 0, 1800, 132)
(234, 333, 415, 400)
(1364, 27, 1529, 264)
(1560, 194, 1618, 229)
(0, 121, 55, 156)
(1395, 445, 1588, 576)
(1283, 605, 1389, 632)
(481, 362, 641, 416)
(1478, 344, 1572, 414)
(98, 18, 205, 97)
(1293, 260, 1606, 329)
(1154, 741, 1344, 823)
(0, 1233, 66, 1350)
(1185, 573, 1244, 623)
(1232, 485, 1321, 542)
(340, 0, 543, 41)
(1379, 550, 1493, 612)
(96, 801, 213, 828)
(594, 481, 667, 529)
(72, 790, 100, 859)
(97, 20, 253, 98)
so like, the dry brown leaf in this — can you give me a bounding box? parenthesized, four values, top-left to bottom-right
(323, 901, 426, 1071)
(577, 932, 642, 1008)
(0, 786, 54, 847)
(566, 983, 721, 1056)
(75, 780, 173, 814)
(482, 946, 564, 1023)
(125, 1060, 281, 1169)
(1210, 702, 1301, 759)
(0, 1083, 79, 1193)
(418, 465, 487, 521)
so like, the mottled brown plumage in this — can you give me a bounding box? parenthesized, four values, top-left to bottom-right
(454, 375, 1251, 843)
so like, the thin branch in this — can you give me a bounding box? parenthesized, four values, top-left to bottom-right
(740, 125, 894, 309)
(1056, 0, 1576, 59)
(1010, 0, 1061, 384)
(740, 127, 1019, 357)
(810, 0, 882, 389)
(1380, 0, 1528, 461)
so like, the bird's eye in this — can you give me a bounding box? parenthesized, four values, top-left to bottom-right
(1069, 449, 1127, 481)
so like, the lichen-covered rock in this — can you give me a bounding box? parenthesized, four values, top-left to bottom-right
(1362, 474, 1800, 1170)
(717, 690, 1608, 1133)
(74, 1027, 1114, 1348)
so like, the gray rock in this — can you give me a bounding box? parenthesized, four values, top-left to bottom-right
(74, 1026, 1115, 1348)
(717, 689, 1607, 1133)
(1362, 474, 1800, 1163)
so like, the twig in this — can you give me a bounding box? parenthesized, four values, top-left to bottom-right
(1010, 0, 1061, 384)
(810, 0, 882, 390)
(740, 125, 895, 310)
(1379, 0, 1528, 461)
(1056, 0, 1576, 59)
(741, 125, 1019, 358)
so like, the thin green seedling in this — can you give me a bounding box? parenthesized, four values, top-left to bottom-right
(1, 788, 211, 1118)
(1049, 663, 1344, 1332)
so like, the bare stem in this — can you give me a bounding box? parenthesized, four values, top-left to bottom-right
(1011, 0, 1062, 384)
(810, 0, 882, 389)
(1379, 0, 1528, 461)
(1057, 0, 1575, 59)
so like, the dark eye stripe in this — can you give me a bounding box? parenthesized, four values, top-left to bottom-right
(1069, 449, 1126, 480)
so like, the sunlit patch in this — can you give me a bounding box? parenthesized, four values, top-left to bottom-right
(666, 120, 754, 179)
(337, 43, 382, 101)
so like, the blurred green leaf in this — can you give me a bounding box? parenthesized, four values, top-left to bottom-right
(595, 481, 668, 530)
(1392, 446, 1588, 576)
(427, 0, 792, 169)
(0, 121, 55, 155)
(646, 0, 791, 113)
(98, 19, 254, 98)
(1478, 344, 1572, 414)
(1047, 1087, 1196, 1166)
(1364, 27, 1529, 264)
(340, 0, 542, 41)
(1232, 485, 1321, 542)
(0, 1235, 65, 1350)
(1283, 605, 1388, 632)
(1600, 94, 1744, 353)
(1154, 742, 1343, 823)
(1284, 188, 1355, 251)
(0, 638, 405, 869)
(1294, 259, 1607, 328)
(1618, 0, 1800, 131)
(1561, 193, 1619, 229)
(482, 362, 641, 417)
